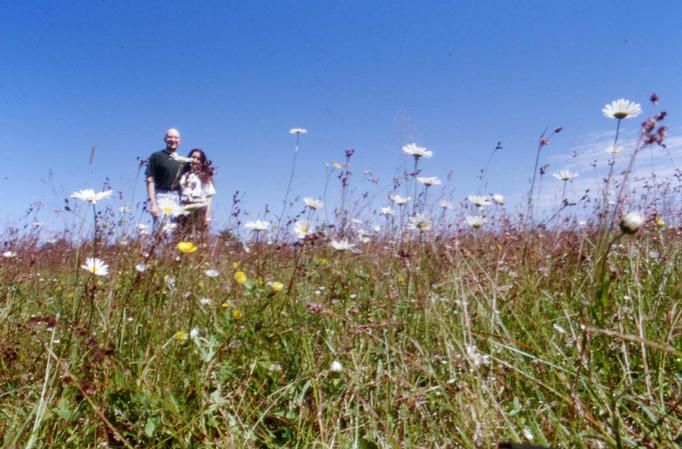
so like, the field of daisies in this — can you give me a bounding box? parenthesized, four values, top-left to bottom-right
(1, 98, 681, 449)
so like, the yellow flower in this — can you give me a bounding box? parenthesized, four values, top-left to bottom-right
(221, 302, 230, 308)
(175, 331, 188, 342)
(332, 161, 341, 168)
(320, 258, 328, 266)
(656, 216, 665, 227)
(232, 262, 239, 270)
(232, 309, 243, 320)
(268, 281, 284, 292)
(234, 271, 247, 285)
(177, 241, 198, 253)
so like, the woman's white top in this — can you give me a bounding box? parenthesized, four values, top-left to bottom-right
(180, 172, 215, 207)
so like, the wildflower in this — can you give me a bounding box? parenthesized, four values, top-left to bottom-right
(165, 276, 176, 290)
(70, 189, 113, 204)
(330, 360, 343, 372)
(137, 223, 149, 235)
(332, 161, 341, 168)
(267, 281, 284, 292)
(189, 328, 200, 339)
(119, 205, 131, 213)
(234, 271, 247, 285)
(602, 99, 642, 119)
(330, 239, 356, 251)
(162, 222, 177, 233)
(174, 331, 188, 342)
(135, 263, 147, 272)
(32, 221, 43, 227)
(408, 213, 432, 232)
(357, 230, 370, 243)
(402, 143, 433, 159)
(553, 323, 566, 334)
(177, 241, 198, 253)
(465, 215, 488, 229)
(620, 212, 644, 234)
(464, 344, 490, 369)
(553, 169, 578, 181)
(232, 309, 243, 319)
(157, 198, 187, 218)
(467, 195, 491, 208)
(381, 206, 395, 216)
(439, 200, 453, 210)
(656, 216, 665, 227)
(289, 128, 308, 135)
(389, 194, 411, 205)
(3, 251, 17, 258)
(523, 427, 534, 441)
(303, 197, 324, 210)
(170, 152, 194, 163)
(81, 258, 109, 276)
(605, 145, 622, 155)
(244, 220, 270, 231)
(199, 297, 212, 306)
(373, 225, 381, 232)
(204, 269, 219, 278)
(492, 194, 505, 205)
(417, 176, 441, 186)
(293, 220, 313, 239)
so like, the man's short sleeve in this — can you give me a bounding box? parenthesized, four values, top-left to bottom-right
(145, 154, 155, 179)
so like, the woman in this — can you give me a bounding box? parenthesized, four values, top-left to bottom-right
(179, 148, 216, 239)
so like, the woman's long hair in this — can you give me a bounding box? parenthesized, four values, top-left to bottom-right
(187, 148, 214, 184)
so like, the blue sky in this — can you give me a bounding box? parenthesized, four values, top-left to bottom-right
(2, 1, 681, 232)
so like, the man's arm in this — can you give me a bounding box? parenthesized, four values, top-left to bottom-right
(147, 176, 159, 218)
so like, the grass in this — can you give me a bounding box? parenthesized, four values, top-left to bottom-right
(1, 218, 680, 448)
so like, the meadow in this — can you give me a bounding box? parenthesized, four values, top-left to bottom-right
(1, 99, 681, 448)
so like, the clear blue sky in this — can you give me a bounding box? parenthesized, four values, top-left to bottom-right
(2, 1, 681, 231)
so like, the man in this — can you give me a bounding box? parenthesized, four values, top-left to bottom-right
(146, 128, 188, 222)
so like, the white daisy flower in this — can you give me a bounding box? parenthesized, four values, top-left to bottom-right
(408, 213, 432, 232)
(3, 251, 17, 258)
(70, 189, 113, 205)
(204, 269, 219, 278)
(402, 143, 433, 159)
(492, 194, 505, 205)
(244, 220, 270, 231)
(329, 239, 356, 251)
(199, 297, 213, 306)
(303, 197, 324, 210)
(135, 263, 147, 272)
(293, 220, 313, 239)
(467, 195, 491, 208)
(330, 360, 344, 372)
(553, 169, 578, 181)
(389, 194, 411, 205)
(605, 144, 622, 155)
(157, 198, 187, 218)
(289, 128, 308, 135)
(602, 98, 642, 119)
(417, 176, 441, 186)
(81, 258, 109, 276)
(465, 215, 488, 229)
(439, 200, 453, 210)
(380, 206, 395, 216)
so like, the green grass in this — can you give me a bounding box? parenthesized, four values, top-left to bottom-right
(1, 222, 680, 449)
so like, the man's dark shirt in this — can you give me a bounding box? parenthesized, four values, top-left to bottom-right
(145, 150, 187, 191)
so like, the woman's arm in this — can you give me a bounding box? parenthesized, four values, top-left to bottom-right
(204, 196, 212, 224)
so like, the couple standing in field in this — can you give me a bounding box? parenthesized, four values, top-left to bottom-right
(145, 128, 216, 237)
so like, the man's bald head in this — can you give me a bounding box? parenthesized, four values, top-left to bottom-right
(164, 128, 181, 151)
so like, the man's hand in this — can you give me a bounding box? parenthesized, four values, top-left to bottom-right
(150, 204, 159, 218)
